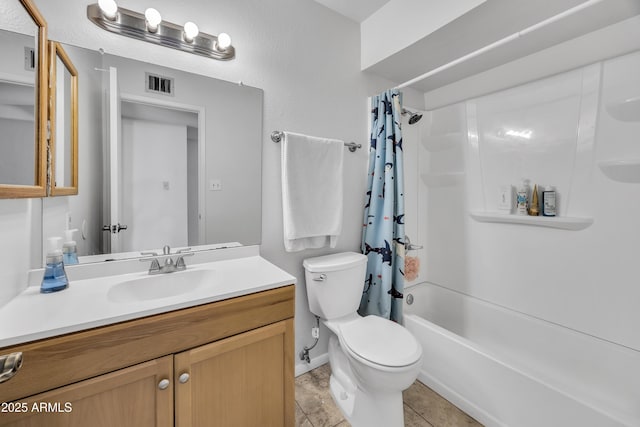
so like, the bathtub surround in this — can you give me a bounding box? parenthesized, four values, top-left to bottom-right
(401, 50, 640, 426)
(281, 132, 344, 252)
(360, 89, 406, 321)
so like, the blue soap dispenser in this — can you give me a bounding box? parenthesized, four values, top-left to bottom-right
(63, 229, 79, 265)
(41, 237, 69, 293)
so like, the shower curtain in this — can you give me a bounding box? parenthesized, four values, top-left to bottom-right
(359, 89, 405, 322)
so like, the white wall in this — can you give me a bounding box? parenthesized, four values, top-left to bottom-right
(0, 199, 40, 305)
(0, 0, 423, 369)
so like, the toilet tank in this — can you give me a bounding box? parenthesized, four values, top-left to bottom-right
(303, 252, 367, 320)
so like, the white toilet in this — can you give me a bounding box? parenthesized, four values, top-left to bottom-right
(303, 252, 423, 427)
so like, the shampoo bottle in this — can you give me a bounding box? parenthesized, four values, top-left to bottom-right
(63, 229, 79, 265)
(516, 179, 529, 215)
(41, 237, 69, 293)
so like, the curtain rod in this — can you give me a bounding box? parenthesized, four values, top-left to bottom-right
(397, 0, 604, 89)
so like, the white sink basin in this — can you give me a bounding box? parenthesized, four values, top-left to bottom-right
(107, 269, 217, 303)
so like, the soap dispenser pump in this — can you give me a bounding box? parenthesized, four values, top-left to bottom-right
(63, 229, 79, 265)
(41, 237, 69, 293)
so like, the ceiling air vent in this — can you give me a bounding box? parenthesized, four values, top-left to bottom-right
(145, 72, 174, 96)
(24, 47, 35, 71)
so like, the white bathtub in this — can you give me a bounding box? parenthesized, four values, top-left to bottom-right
(403, 282, 640, 427)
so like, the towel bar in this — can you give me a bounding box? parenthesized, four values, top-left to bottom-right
(271, 130, 362, 152)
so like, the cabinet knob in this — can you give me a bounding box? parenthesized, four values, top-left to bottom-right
(179, 372, 190, 384)
(158, 379, 170, 390)
(0, 352, 23, 384)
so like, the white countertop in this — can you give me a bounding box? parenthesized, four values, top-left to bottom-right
(0, 247, 295, 348)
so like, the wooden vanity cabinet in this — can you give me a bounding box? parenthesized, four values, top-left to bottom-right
(175, 320, 292, 426)
(1, 356, 174, 427)
(0, 285, 295, 427)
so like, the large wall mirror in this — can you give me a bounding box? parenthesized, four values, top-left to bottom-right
(42, 42, 263, 263)
(0, 0, 48, 198)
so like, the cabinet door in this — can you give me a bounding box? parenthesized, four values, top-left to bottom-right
(175, 319, 294, 427)
(1, 356, 173, 427)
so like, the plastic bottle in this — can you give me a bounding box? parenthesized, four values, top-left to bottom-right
(542, 186, 557, 217)
(63, 229, 79, 265)
(41, 237, 69, 293)
(516, 179, 529, 215)
(529, 184, 540, 216)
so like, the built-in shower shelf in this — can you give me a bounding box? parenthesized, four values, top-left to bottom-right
(421, 172, 464, 187)
(421, 132, 464, 152)
(598, 160, 640, 183)
(469, 211, 593, 230)
(606, 96, 640, 122)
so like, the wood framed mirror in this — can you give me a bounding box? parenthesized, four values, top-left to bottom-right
(0, 0, 48, 198)
(48, 41, 78, 196)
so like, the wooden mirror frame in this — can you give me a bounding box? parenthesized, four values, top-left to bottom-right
(48, 41, 78, 196)
(0, 0, 48, 198)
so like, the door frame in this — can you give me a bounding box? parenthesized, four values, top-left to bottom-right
(117, 93, 206, 248)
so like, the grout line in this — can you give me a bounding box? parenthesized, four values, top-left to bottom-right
(403, 398, 432, 427)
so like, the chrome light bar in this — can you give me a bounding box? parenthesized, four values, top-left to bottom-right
(87, 3, 235, 61)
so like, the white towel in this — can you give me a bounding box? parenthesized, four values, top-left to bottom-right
(281, 131, 344, 252)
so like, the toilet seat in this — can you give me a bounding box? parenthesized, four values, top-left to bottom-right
(339, 315, 422, 368)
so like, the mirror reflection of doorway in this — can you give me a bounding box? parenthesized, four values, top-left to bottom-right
(104, 66, 204, 254)
(120, 101, 200, 252)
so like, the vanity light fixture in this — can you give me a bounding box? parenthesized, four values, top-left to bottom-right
(87, 3, 235, 60)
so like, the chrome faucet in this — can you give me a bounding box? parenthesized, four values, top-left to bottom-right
(140, 245, 194, 274)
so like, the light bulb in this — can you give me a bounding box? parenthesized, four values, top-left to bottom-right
(217, 32, 231, 50)
(183, 21, 199, 43)
(98, 0, 118, 20)
(144, 8, 162, 33)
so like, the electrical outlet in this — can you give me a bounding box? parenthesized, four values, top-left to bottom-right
(311, 327, 319, 339)
(209, 179, 222, 191)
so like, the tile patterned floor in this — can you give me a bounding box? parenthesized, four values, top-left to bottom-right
(295, 364, 483, 427)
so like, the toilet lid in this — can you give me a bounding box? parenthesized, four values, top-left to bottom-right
(339, 315, 422, 368)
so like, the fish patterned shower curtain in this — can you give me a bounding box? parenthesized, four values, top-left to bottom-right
(359, 89, 405, 322)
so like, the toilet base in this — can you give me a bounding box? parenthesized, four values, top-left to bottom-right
(327, 335, 406, 427)
(329, 373, 404, 427)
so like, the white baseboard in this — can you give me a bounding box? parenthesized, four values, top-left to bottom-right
(295, 352, 329, 377)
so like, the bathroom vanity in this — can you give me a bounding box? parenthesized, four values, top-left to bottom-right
(0, 247, 295, 427)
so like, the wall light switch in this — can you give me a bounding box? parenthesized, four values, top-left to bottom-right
(209, 179, 222, 191)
